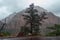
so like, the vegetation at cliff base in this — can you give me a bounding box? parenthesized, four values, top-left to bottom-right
(46, 24, 60, 36)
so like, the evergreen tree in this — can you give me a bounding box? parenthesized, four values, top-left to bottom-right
(22, 3, 47, 35)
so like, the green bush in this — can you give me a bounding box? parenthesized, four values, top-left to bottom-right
(2, 32, 11, 36)
(46, 24, 60, 36)
(46, 31, 56, 36)
(0, 31, 11, 37)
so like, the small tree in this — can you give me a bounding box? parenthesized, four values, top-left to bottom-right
(46, 24, 60, 36)
(22, 3, 47, 35)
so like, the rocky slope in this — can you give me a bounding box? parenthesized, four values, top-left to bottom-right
(1, 6, 60, 36)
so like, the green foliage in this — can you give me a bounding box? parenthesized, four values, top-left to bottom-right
(21, 3, 47, 36)
(33, 26, 40, 35)
(2, 31, 11, 36)
(20, 27, 30, 36)
(46, 31, 56, 36)
(0, 31, 11, 37)
(0, 22, 11, 37)
(46, 24, 60, 36)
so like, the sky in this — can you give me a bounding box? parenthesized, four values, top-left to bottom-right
(0, 0, 60, 20)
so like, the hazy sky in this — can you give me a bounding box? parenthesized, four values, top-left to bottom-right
(0, 0, 60, 20)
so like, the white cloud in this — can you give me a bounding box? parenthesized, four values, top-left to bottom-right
(0, 6, 12, 19)
(0, 0, 3, 2)
(0, 6, 7, 13)
(0, 0, 60, 20)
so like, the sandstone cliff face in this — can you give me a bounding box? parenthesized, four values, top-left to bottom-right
(1, 6, 60, 36)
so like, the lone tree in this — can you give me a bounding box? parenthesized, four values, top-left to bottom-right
(22, 3, 47, 35)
